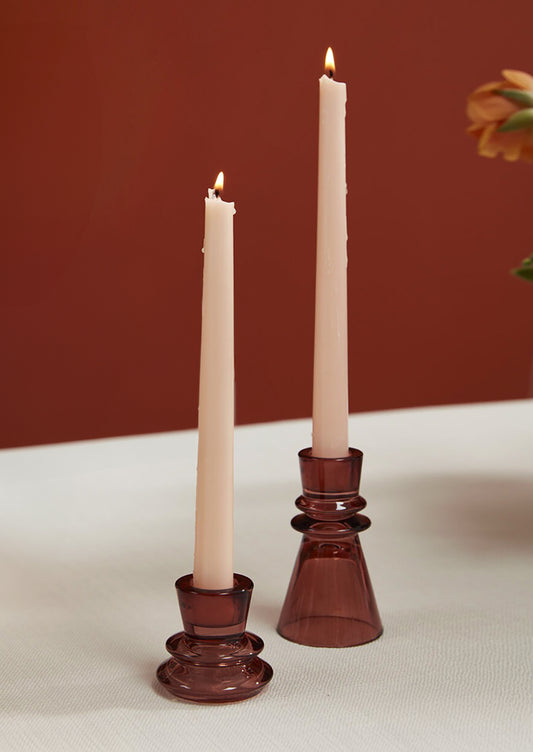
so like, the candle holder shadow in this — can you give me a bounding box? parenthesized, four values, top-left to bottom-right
(277, 448, 383, 648)
(157, 573, 273, 703)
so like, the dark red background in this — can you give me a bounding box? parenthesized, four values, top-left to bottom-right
(2, 1, 532, 448)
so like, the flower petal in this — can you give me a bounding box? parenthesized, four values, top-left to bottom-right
(471, 80, 505, 95)
(478, 124, 499, 157)
(501, 132, 523, 161)
(519, 145, 533, 162)
(502, 69, 533, 91)
(519, 131, 533, 161)
(467, 93, 517, 124)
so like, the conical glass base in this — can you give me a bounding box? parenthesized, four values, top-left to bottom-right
(278, 532, 382, 647)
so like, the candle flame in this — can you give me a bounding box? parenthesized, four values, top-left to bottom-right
(325, 47, 335, 77)
(214, 171, 224, 194)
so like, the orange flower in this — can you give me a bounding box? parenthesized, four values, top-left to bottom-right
(467, 70, 533, 162)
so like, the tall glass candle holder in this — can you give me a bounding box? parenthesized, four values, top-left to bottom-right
(277, 448, 382, 648)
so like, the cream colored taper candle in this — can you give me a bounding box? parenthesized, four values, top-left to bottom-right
(193, 172, 235, 590)
(312, 47, 349, 458)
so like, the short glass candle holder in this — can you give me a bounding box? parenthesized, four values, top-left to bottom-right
(157, 573, 273, 703)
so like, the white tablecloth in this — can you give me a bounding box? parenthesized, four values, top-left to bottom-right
(1, 401, 532, 751)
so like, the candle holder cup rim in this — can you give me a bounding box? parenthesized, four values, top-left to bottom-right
(298, 447, 363, 461)
(298, 446, 364, 500)
(176, 573, 252, 595)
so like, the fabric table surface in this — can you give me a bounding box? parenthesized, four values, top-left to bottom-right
(1, 400, 532, 751)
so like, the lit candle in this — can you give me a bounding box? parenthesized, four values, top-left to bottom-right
(193, 172, 235, 590)
(312, 47, 349, 459)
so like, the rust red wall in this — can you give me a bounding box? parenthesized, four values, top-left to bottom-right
(2, 1, 532, 448)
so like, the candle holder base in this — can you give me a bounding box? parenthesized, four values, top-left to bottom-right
(157, 573, 273, 703)
(277, 448, 383, 648)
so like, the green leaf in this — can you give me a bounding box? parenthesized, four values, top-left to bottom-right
(494, 88, 533, 107)
(512, 266, 533, 282)
(498, 108, 533, 132)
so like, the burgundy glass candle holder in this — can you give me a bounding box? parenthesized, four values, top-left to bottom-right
(277, 448, 383, 648)
(157, 573, 273, 703)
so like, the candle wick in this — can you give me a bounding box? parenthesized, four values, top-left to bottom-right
(214, 189, 220, 198)
(328, 70, 334, 78)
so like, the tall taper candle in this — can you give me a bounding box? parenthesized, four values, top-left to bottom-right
(312, 47, 349, 458)
(193, 172, 235, 590)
